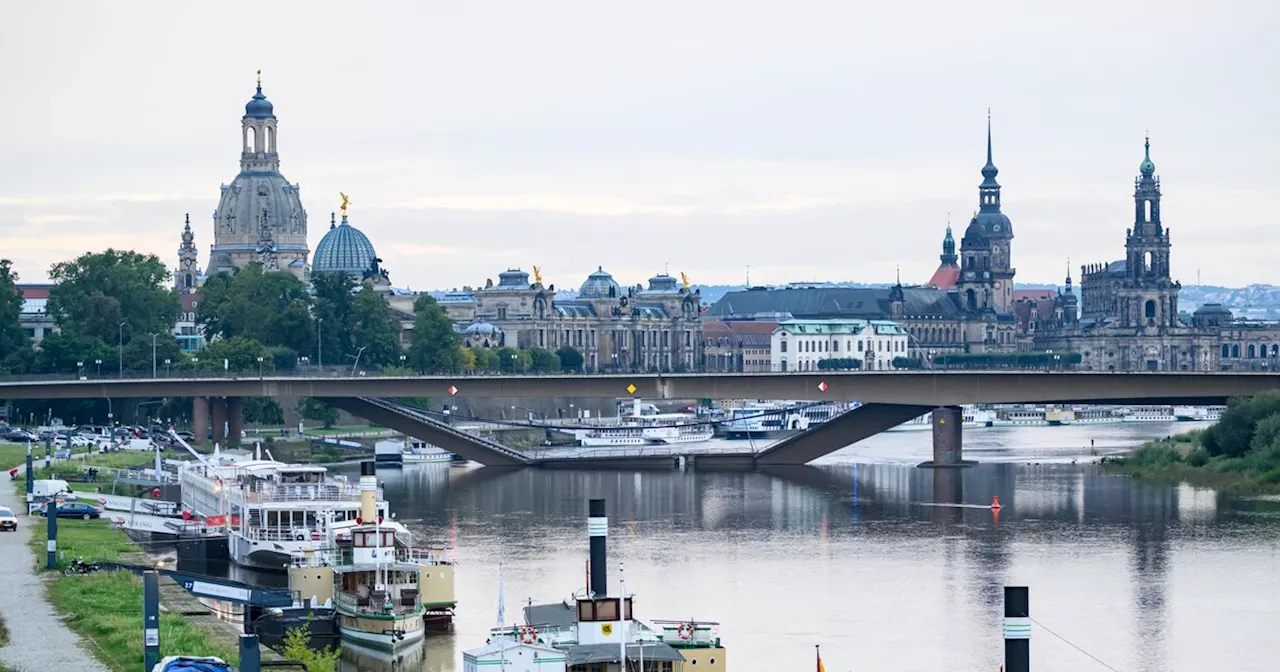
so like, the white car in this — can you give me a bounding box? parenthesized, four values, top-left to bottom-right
(0, 506, 17, 531)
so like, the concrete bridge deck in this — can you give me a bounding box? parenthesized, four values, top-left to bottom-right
(0, 370, 1277, 404)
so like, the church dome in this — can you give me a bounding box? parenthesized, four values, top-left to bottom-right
(312, 216, 377, 276)
(244, 85, 275, 119)
(1138, 137, 1156, 176)
(580, 267, 620, 298)
(463, 321, 500, 336)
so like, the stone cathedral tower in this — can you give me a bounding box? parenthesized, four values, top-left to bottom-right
(207, 73, 310, 278)
(1116, 137, 1180, 329)
(956, 114, 1016, 315)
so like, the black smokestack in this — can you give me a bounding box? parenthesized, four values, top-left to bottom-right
(361, 461, 377, 477)
(588, 499, 607, 597)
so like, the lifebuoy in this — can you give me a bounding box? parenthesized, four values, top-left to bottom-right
(519, 626, 537, 644)
(678, 623, 695, 640)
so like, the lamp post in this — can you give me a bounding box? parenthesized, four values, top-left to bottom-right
(257, 356, 264, 378)
(95, 359, 102, 377)
(118, 321, 127, 377)
(164, 358, 171, 377)
(399, 354, 406, 371)
(350, 346, 367, 377)
(151, 333, 160, 378)
(317, 317, 324, 368)
(76, 361, 83, 379)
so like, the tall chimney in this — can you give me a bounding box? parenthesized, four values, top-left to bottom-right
(588, 499, 608, 597)
(359, 461, 377, 524)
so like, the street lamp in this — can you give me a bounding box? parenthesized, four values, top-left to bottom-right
(118, 321, 127, 377)
(151, 333, 160, 378)
(350, 346, 367, 376)
(257, 356, 265, 378)
(95, 359, 102, 376)
(317, 317, 324, 368)
(164, 358, 171, 377)
(399, 354, 407, 370)
(76, 361, 83, 378)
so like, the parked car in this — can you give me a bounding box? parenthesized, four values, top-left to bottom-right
(3, 429, 35, 442)
(0, 506, 17, 531)
(175, 431, 196, 442)
(40, 501, 102, 520)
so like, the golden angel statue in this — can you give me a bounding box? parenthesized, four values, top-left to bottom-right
(533, 265, 543, 285)
(680, 272, 690, 289)
(340, 193, 351, 218)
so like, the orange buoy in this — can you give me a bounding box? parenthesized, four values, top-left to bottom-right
(990, 495, 1002, 510)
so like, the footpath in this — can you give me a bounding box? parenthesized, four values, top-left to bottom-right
(0, 457, 109, 672)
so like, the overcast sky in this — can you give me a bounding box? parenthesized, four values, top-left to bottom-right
(1, 1, 1276, 292)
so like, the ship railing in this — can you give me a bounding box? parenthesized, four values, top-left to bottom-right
(335, 590, 422, 616)
(245, 527, 323, 543)
(488, 623, 578, 646)
(228, 482, 376, 504)
(651, 619, 722, 647)
(310, 545, 451, 567)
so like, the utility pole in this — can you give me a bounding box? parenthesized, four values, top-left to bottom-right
(118, 321, 127, 377)
(151, 333, 160, 378)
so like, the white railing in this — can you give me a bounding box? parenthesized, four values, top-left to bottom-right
(335, 591, 422, 616)
(527, 444, 755, 460)
(651, 620, 721, 647)
(228, 482, 375, 504)
(489, 624, 579, 647)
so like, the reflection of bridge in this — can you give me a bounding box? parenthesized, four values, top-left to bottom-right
(3, 371, 1277, 467)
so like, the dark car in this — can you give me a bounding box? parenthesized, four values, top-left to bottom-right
(4, 429, 34, 442)
(40, 502, 102, 520)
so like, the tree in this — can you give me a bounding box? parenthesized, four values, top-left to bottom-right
(408, 295, 463, 373)
(281, 618, 340, 672)
(35, 331, 115, 376)
(194, 336, 274, 373)
(556, 345, 584, 372)
(244, 397, 284, 425)
(529, 348, 561, 373)
(471, 348, 498, 371)
(496, 347, 531, 373)
(47, 249, 179, 344)
(310, 272, 357, 365)
(349, 285, 403, 369)
(0, 260, 30, 371)
(459, 347, 477, 371)
(198, 264, 313, 353)
(120, 334, 184, 376)
(298, 398, 339, 428)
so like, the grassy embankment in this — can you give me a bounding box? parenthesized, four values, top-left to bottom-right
(1104, 392, 1280, 493)
(3, 447, 237, 671)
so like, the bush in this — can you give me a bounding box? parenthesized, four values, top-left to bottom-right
(1185, 445, 1210, 467)
(1202, 391, 1280, 457)
(817, 358, 862, 371)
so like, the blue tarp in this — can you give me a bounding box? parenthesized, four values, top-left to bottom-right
(155, 657, 232, 672)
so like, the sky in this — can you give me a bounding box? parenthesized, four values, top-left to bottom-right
(1, 1, 1276, 292)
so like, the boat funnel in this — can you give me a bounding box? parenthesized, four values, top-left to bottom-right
(359, 461, 377, 524)
(588, 499, 607, 597)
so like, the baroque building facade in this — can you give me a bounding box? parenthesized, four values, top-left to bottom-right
(435, 268, 703, 371)
(1031, 138, 1280, 370)
(708, 118, 1020, 362)
(206, 75, 311, 278)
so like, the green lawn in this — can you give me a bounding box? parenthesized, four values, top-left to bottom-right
(27, 518, 238, 671)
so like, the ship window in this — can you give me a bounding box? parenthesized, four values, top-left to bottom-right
(578, 600, 595, 621)
(595, 598, 618, 620)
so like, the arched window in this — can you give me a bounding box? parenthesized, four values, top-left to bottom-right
(780, 359, 787, 372)
(1144, 251, 1154, 273)
(1222, 344, 1230, 358)
(966, 289, 977, 311)
(244, 126, 257, 153)
(1273, 344, 1279, 357)
(1145, 300, 1156, 324)
(1248, 344, 1256, 359)
(266, 125, 275, 152)
(780, 341, 787, 353)
(1145, 200, 1152, 222)
(1232, 344, 1240, 358)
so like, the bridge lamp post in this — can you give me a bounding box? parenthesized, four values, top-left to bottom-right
(151, 333, 160, 378)
(257, 356, 264, 378)
(164, 358, 171, 377)
(76, 361, 83, 379)
(118, 321, 127, 377)
(94, 359, 102, 377)
(317, 317, 324, 368)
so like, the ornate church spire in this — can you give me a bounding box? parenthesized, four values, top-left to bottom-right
(979, 109, 1001, 211)
(940, 216, 957, 267)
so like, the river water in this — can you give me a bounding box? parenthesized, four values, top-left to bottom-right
(341, 421, 1280, 671)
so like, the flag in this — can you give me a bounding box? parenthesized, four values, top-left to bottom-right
(816, 645, 826, 672)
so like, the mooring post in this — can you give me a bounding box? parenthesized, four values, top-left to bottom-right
(1004, 586, 1030, 672)
(239, 634, 262, 672)
(144, 570, 160, 671)
(46, 497, 57, 569)
(43, 434, 52, 469)
(25, 444, 33, 510)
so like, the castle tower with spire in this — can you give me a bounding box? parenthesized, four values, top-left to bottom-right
(207, 72, 310, 278)
(925, 219, 960, 289)
(955, 112, 1016, 315)
(176, 213, 202, 293)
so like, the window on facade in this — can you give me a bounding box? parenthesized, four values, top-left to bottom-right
(780, 359, 787, 372)
(1232, 344, 1240, 358)
(497, 306, 507, 320)
(780, 341, 787, 353)
(833, 341, 839, 352)
(1248, 344, 1257, 359)
(857, 341, 863, 352)
(1222, 344, 1230, 358)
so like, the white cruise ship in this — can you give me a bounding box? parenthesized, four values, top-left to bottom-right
(1173, 405, 1225, 422)
(887, 406, 996, 432)
(1121, 406, 1177, 423)
(575, 400, 715, 447)
(179, 455, 391, 570)
(717, 400, 850, 439)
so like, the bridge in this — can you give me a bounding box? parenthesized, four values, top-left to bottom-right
(3, 371, 1275, 468)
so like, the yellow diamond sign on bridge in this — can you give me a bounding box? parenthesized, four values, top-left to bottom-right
(626, 384, 637, 394)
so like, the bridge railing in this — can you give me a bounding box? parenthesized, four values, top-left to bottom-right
(526, 444, 757, 460)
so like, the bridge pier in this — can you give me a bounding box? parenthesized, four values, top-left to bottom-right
(192, 397, 209, 445)
(227, 397, 244, 447)
(210, 397, 227, 446)
(918, 406, 975, 468)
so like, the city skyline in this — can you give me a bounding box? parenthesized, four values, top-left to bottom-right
(1, 1, 1276, 291)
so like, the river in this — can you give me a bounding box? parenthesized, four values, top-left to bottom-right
(341, 421, 1280, 671)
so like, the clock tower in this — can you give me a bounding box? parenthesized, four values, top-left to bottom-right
(176, 213, 203, 294)
(956, 112, 1016, 315)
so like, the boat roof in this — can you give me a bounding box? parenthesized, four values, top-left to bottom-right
(465, 640, 562, 659)
(525, 602, 577, 629)
(561, 643, 686, 664)
(200, 460, 328, 477)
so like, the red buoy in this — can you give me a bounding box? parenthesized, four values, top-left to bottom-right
(990, 495, 1003, 510)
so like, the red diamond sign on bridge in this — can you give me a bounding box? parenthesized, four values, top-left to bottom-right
(447, 385, 458, 396)
(817, 381, 829, 392)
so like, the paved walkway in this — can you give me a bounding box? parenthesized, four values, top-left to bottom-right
(0, 461, 110, 672)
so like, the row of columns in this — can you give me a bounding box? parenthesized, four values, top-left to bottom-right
(192, 397, 244, 446)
